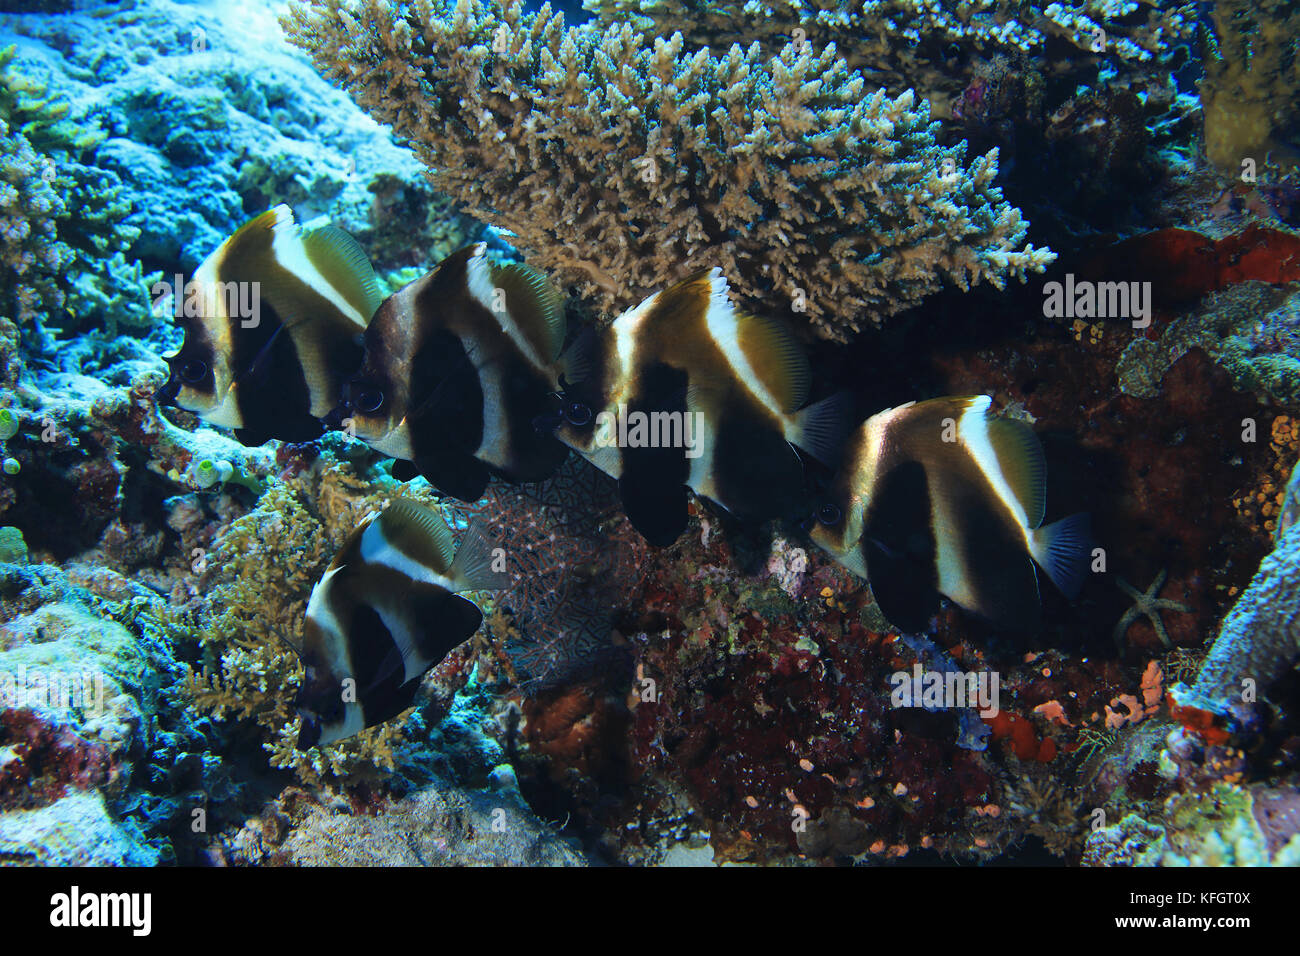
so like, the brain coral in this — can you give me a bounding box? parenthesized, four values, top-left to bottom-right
(282, 0, 1054, 340)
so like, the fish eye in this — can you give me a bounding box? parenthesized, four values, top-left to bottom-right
(565, 401, 592, 426)
(179, 359, 208, 384)
(817, 503, 842, 526)
(353, 386, 385, 413)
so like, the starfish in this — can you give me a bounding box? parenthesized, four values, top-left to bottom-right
(1113, 569, 1191, 649)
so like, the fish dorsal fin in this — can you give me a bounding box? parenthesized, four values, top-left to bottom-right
(491, 262, 566, 364)
(983, 413, 1047, 530)
(198, 207, 283, 293)
(560, 324, 604, 386)
(301, 222, 384, 322)
(448, 521, 511, 592)
(374, 498, 457, 574)
(256, 205, 371, 332)
(734, 310, 810, 414)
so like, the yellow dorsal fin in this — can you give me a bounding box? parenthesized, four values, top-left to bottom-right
(301, 223, 384, 323)
(491, 262, 566, 363)
(985, 415, 1047, 529)
(206, 207, 284, 285)
(735, 310, 810, 414)
(376, 499, 457, 574)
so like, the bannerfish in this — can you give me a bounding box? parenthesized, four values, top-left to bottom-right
(335, 244, 568, 502)
(157, 204, 383, 446)
(550, 268, 847, 546)
(294, 498, 505, 748)
(808, 395, 1090, 633)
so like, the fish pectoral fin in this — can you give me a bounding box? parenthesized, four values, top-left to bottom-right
(559, 324, 603, 387)
(619, 470, 689, 547)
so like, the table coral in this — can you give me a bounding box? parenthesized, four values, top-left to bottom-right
(585, 0, 1195, 117)
(282, 0, 1054, 341)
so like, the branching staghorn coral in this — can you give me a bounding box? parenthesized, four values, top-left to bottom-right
(0, 113, 67, 330)
(282, 0, 1054, 340)
(0, 46, 153, 337)
(179, 469, 438, 785)
(583, 0, 1196, 117)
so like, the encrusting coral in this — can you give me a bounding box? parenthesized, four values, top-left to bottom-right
(282, 0, 1054, 341)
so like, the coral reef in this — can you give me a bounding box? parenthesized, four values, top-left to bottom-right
(0, 558, 216, 864)
(1169, 522, 1300, 738)
(585, 0, 1196, 118)
(282, 0, 1054, 341)
(582, 1, 1201, 248)
(0, 77, 68, 333)
(1083, 784, 1300, 866)
(1201, 0, 1300, 172)
(1117, 281, 1300, 404)
(0, 790, 160, 866)
(1, 0, 480, 343)
(227, 775, 587, 865)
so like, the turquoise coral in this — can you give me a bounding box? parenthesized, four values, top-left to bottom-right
(1171, 522, 1300, 722)
(282, 0, 1055, 341)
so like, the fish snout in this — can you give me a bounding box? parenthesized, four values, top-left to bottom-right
(321, 401, 351, 431)
(155, 376, 182, 407)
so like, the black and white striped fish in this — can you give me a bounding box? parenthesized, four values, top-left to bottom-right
(157, 204, 383, 446)
(334, 244, 569, 501)
(550, 268, 847, 546)
(809, 395, 1090, 633)
(294, 498, 505, 748)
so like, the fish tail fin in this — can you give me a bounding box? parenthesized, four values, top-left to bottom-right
(791, 391, 854, 466)
(450, 520, 512, 592)
(1029, 512, 1091, 600)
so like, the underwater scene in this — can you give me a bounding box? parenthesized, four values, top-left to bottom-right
(0, 0, 1297, 883)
